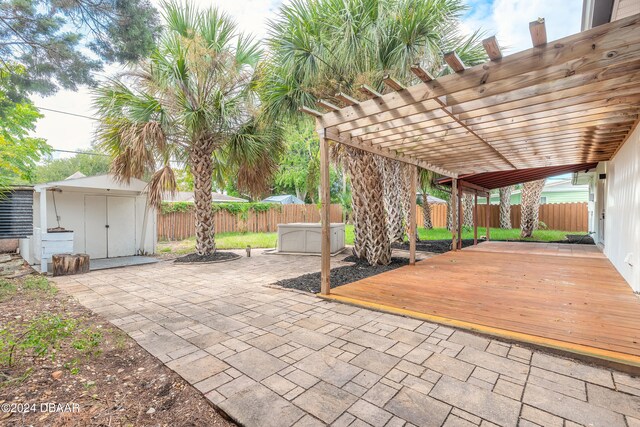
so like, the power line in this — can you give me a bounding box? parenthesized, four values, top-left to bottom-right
(36, 106, 98, 121)
(50, 149, 109, 156)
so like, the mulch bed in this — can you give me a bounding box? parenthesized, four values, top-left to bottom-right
(562, 234, 595, 245)
(392, 238, 477, 253)
(174, 252, 240, 263)
(0, 276, 234, 427)
(274, 255, 411, 293)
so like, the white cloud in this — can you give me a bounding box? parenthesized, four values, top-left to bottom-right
(461, 0, 583, 55)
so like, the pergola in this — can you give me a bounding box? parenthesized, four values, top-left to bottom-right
(303, 14, 640, 295)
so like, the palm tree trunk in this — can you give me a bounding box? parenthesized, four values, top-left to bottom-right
(345, 147, 368, 259)
(346, 147, 391, 265)
(463, 193, 474, 228)
(380, 158, 404, 243)
(499, 186, 513, 229)
(190, 144, 216, 255)
(520, 179, 545, 238)
(421, 190, 433, 229)
(399, 163, 419, 241)
(446, 193, 453, 231)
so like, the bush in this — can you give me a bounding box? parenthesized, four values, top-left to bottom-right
(161, 201, 280, 217)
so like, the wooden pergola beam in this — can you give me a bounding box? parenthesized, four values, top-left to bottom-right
(459, 180, 490, 195)
(346, 75, 640, 142)
(324, 129, 458, 178)
(359, 84, 382, 98)
(444, 52, 465, 72)
(387, 112, 635, 153)
(432, 96, 517, 169)
(335, 92, 359, 106)
(383, 75, 405, 91)
(299, 106, 323, 117)
(317, 99, 340, 112)
(530, 18, 547, 47)
(410, 64, 434, 82)
(309, 13, 640, 177)
(318, 14, 640, 129)
(482, 36, 502, 61)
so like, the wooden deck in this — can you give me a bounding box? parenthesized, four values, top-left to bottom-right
(324, 242, 640, 370)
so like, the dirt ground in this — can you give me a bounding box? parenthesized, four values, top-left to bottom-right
(0, 275, 234, 427)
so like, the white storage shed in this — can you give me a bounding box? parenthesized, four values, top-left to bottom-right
(19, 174, 156, 273)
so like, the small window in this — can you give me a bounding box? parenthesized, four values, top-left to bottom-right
(540, 196, 547, 204)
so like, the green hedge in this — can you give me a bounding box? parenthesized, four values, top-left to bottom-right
(161, 201, 280, 216)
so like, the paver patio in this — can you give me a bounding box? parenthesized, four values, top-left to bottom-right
(51, 250, 640, 427)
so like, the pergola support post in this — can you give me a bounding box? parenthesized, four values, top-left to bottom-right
(451, 179, 458, 251)
(473, 193, 478, 245)
(409, 166, 417, 265)
(319, 127, 331, 295)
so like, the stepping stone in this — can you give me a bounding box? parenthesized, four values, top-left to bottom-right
(225, 347, 288, 381)
(385, 386, 450, 427)
(293, 381, 358, 424)
(430, 376, 521, 427)
(218, 383, 305, 427)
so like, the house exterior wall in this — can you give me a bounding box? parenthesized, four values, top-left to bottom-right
(611, 0, 640, 20)
(603, 124, 639, 292)
(22, 188, 156, 264)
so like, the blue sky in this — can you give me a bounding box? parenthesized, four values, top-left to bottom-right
(34, 0, 584, 156)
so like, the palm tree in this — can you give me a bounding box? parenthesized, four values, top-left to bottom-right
(418, 169, 437, 230)
(462, 193, 474, 228)
(520, 179, 546, 238)
(262, 0, 486, 264)
(93, 1, 282, 256)
(380, 157, 404, 243)
(499, 186, 513, 228)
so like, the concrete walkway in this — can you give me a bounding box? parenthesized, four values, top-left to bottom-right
(52, 250, 640, 427)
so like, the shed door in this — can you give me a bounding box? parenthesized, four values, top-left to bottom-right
(84, 196, 108, 259)
(84, 196, 136, 258)
(106, 196, 136, 257)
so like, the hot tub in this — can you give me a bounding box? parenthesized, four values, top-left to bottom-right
(277, 223, 345, 254)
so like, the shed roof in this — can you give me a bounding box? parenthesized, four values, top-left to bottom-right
(306, 14, 640, 179)
(35, 174, 148, 193)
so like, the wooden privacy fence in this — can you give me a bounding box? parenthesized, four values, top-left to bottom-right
(158, 204, 343, 241)
(418, 202, 588, 232)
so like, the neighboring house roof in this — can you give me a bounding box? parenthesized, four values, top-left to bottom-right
(34, 174, 148, 193)
(66, 171, 86, 180)
(261, 195, 305, 204)
(164, 191, 248, 203)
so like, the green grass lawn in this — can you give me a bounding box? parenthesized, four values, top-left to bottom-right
(158, 225, 578, 254)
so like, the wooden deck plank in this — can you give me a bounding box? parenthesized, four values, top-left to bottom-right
(326, 242, 640, 367)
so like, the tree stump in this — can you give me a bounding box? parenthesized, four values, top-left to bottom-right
(52, 254, 90, 276)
